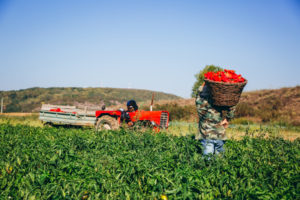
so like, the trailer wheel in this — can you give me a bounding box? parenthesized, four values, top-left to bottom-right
(96, 116, 119, 131)
(44, 122, 53, 127)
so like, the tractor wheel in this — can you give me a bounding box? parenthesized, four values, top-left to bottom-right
(96, 116, 119, 131)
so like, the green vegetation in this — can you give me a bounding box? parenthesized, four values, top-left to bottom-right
(0, 114, 42, 127)
(0, 87, 181, 112)
(0, 124, 299, 199)
(168, 121, 300, 141)
(0, 115, 299, 140)
(191, 65, 223, 98)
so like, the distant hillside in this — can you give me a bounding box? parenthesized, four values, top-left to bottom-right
(237, 86, 300, 125)
(0, 87, 181, 112)
(149, 86, 300, 125)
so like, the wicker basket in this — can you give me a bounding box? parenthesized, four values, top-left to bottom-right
(204, 79, 247, 107)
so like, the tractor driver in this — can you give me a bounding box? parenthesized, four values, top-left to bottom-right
(127, 99, 138, 112)
(121, 100, 139, 126)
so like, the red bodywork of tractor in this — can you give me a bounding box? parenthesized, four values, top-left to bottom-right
(95, 110, 169, 131)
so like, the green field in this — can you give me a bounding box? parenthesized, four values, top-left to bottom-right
(0, 122, 299, 199)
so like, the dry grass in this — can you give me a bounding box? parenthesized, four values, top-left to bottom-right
(226, 128, 300, 141)
(1, 113, 299, 141)
(0, 112, 36, 116)
(0, 114, 43, 127)
(165, 122, 300, 141)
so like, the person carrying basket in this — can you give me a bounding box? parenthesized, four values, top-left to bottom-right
(195, 69, 247, 158)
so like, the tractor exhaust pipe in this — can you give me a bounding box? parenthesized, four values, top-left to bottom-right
(150, 93, 154, 111)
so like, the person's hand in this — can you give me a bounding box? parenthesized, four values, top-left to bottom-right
(220, 118, 229, 128)
(128, 121, 134, 127)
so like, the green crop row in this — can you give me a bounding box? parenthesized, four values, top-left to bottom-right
(0, 124, 299, 199)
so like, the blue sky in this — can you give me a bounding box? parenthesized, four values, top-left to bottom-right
(0, 0, 299, 98)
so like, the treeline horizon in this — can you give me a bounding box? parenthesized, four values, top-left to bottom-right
(0, 87, 181, 113)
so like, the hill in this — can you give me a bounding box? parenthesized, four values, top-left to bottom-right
(149, 86, 300, 125)
(0, 87, 181, 112)
(237, 86, 300, 125)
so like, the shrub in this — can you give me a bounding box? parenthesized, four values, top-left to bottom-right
(231, 117, 254, 125)
(191, 65, 223, 98)
(256, 97, 283, 122)
(235, 102, 255, 117)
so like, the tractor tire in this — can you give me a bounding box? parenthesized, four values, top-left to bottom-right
(132, 120, 153, 131)
(96, 115, 119, 131)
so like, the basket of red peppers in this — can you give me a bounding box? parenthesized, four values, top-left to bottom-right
(204, 69, 247, 107)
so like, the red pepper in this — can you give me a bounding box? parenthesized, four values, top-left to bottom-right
(204, 69, 245, 83)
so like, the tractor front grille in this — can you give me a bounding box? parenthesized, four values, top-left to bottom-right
(160, 112, 169, 129)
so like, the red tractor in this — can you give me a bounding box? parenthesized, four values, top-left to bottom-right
(95, 109, 169, 132)
(39, 99, 169, 132)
